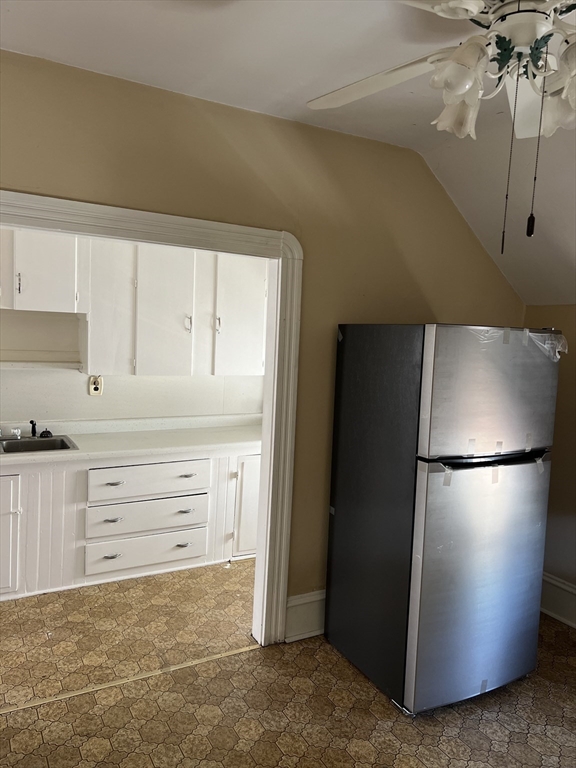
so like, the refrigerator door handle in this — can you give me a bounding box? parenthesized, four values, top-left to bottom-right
(435, 450, 549, 471)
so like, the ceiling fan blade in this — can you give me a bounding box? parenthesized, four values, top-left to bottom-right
(399, 0, 449, 13)
(399, 0, 487, 19)
(307, 49, 456, 110)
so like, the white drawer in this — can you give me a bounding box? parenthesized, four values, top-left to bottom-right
(85, 527, 207, 575)
(88, 459, 211, 503)
(86, 493, 209, 539)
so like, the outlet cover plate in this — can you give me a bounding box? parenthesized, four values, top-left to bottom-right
(88, 375, 103, 396)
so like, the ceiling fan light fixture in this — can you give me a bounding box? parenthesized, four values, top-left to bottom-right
(430, 36, 489, 112)
(431, 61, 479, 97)
(560, 39, 576, 108)
(432, 98, 482, 138)
(562, 78, 576, 109)
(560, 38, 576, 78)
(542, 90, 576, 136)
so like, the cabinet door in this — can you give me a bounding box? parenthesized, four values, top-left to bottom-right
(13, 229, 78, 312)
(86, 239, 136, 375)
(135, 244, 195, 375)
(233, 454, 261, 557)
(0, 228, 15, 309)
(214, 254, 267, 376)
(0, 475, 20, 594)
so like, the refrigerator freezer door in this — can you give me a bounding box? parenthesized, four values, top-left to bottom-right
(404, 456, 550, 713)
(419, 325, 560, 458)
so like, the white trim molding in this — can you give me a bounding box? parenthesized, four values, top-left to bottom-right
(285, 590, 326, 643)
(541, 572, 576, 628)
(0, 190, 303, 647)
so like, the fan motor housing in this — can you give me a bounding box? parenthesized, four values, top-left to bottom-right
(492, 4, 554, 52)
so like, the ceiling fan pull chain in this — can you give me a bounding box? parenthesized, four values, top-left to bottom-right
(527, 46, 548, 239)
(501, 53, 523, 255)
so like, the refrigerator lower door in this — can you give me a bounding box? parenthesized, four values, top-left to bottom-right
(404, 456, 551, 713)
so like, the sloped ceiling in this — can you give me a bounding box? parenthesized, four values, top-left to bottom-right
(1, 0, 574, 304)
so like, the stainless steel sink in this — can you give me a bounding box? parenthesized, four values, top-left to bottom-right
(0, 436, 79, 454)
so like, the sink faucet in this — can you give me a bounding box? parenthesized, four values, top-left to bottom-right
(30, 420, 37, 438)
(11, 428, 21, 440)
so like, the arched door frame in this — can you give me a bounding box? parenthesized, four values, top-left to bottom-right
(0, 190, 303, 645)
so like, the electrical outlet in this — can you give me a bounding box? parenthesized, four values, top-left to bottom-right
(89, 375, 103, 396)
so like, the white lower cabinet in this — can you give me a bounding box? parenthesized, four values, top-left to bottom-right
(0, 475, 20, 594)
(85, 527, 207, 576)
(86, 493, 209, 539)
(85, 457, 212, 580)
(88, 458, 212, 503)
(233, 455, 261, 558)
(0, 438, 261, 600)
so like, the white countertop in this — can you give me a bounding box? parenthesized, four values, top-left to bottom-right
(0, 425, 262, 467)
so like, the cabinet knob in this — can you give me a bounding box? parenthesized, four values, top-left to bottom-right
(106, 481, 126, 487)
(104, 553, 123, 560)
(176, 542, 192, 548)
(179, 473, 197, 479)
(178, 509, 194, 514)
(104, 517, 124, 523)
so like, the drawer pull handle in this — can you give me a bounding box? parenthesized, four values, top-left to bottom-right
(104, 517, 124, 523)
(179, 473, 197, 479)
(104, 553, 123, 560)
(176, 542, 192, 548)
(178, 509, 194, 514)
(106, 481, 126, 487)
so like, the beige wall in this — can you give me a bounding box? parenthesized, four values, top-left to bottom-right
(0, 51, 525, 596)
(524, 305, 576, 586)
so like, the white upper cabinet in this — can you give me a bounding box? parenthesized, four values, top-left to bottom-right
(1, 229, 268, 378)
(135, 244, 195, 376)
(85, 239, 136, 375)
(13, 229, 86, 313)
(214, 253, 267, 376)
(0, 228, 15, 309)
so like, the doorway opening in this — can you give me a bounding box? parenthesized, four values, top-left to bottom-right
(0, 191, 302, 713)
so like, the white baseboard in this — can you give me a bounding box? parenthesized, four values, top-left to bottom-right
(541, 572, 576, 628)
(285, 590, 326, 642)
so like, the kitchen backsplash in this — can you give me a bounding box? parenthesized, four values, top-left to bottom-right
(0, 367, 263, 427)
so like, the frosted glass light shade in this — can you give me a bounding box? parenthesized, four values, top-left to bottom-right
(563, 78, 576, 110)
(451, 36, 489, 72)
(560, 40, 576, 80)
(432, 99, 481, 139)
(431, 62, 478, 97)
(560, 41, 576, 110)
(432, 1, 486, 20)
(542, 93, 576, 137)
(430, 35, 488, 110)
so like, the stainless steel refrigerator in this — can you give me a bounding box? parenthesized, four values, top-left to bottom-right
(326, 324, 566, 714)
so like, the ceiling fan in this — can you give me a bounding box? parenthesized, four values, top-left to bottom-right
(308, 0, 576, 140)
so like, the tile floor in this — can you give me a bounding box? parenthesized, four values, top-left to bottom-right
(1, 614, 575, 767)
(0, 560, 257, 710)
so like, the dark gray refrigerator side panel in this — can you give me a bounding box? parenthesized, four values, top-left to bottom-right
(405, 455, 551, 713)
(326, 324, 425, 703)
(419, 325, 561, 458)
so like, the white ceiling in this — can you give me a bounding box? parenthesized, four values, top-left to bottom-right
(1, 0, 574, 304)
